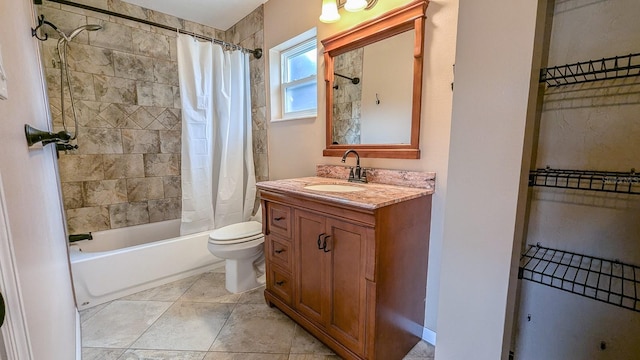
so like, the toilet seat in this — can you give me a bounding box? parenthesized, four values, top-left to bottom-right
(209, 221, 263, 245)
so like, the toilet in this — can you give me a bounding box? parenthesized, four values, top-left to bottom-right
(207, 211, 265, 293)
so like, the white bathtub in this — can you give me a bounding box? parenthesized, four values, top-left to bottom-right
(69, 219, 223, 310)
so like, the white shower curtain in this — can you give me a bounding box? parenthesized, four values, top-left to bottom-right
(177, 34, 256, 235)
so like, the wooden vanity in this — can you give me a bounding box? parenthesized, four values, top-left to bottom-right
(257, 174, 434, 360)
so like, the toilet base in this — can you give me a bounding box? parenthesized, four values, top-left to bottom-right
(223, 252, 265, 293)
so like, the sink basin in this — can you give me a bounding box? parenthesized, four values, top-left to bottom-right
(304, 184, 366, 193)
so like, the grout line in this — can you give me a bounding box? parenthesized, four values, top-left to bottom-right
(206, 296, 241, 351)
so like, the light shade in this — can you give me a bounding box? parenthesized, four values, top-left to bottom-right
(344, 0, 367, 12)
(319, 0, 341, 23)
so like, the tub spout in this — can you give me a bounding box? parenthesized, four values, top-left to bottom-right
(69, 233, 92, 243)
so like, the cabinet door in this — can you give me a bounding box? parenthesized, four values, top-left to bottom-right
(293, 209, 327, 326)
(324, 217, 369, 356)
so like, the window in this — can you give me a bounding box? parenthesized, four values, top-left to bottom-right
(269, 28, 317, 122)
(281, 39, 317, 118)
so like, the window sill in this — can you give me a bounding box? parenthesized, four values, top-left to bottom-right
(271, 114, 317, 123)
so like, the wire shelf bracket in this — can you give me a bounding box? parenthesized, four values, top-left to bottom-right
(519, 244, 640, 312)
(529, 167, 640, 195)
(540, 52, 640, 87)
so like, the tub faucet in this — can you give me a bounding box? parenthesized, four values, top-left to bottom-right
(341, 149, 367, 183)
(69, 233, 92, 243)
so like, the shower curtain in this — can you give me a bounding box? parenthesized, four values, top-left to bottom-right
(177, 34, 256, 235)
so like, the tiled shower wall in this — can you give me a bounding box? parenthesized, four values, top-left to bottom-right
(332, 48, 363, 145)
(37, 0, 267, 234)
(226, 10, 268, 184)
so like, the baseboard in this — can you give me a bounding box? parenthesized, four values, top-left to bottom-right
(422, 327, 436, 346)
(75, 310, 81, 360)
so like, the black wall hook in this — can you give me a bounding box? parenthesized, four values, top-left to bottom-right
(31, 15, 59, 41)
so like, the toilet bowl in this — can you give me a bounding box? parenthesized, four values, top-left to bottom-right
(208, 220, 265, 293)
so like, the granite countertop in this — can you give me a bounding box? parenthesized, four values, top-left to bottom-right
(256, 176, 433, 210)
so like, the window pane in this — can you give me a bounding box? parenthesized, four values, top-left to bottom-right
(285, 81, 317, 113)
(287, 48, 317, 82)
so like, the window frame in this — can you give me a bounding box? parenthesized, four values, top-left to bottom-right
(280, 38, 318, 119)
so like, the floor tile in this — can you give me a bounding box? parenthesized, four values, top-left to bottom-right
(405, 341, 436, 359)
(82, 300, 172, 348)
(121, 274, 202, 302)
(238, 285, 267, 304)
(204, 353, 289, 360)
(119, 349, 207, 360)
(287, 355, 341, 360)
(131, 301, 234, 351)
(209, 303, 296, 353)
(81, 347, 126, 360)
(81, 270, 436, 360)
(80, 301, 111, 323)
(180, 272, 242, 303)
(290, 325, 334, 355)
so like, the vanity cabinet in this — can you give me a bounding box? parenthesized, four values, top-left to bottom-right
(259, 184, 432, 360)
(295, 209, 369, 355)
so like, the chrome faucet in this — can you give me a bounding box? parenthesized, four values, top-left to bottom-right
(341, 149, 367, 183)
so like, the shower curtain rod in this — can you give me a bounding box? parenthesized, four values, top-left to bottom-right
(38, 0, 263, 59)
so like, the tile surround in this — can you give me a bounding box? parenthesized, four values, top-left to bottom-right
(40, 1, 268, 235)
(332, 49, 363, 145)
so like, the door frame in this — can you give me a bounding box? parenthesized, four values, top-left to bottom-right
(0, 172, 33, 360)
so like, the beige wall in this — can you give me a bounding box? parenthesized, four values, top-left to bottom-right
(515, 0, 640, 358)
(264, 0, 458, 334)
(0, 0, 77, 357)
(37, 0, 266, 235)
(435, 0, 545, 358)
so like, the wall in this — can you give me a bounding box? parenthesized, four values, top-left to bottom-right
(515, 0, 640, 358)
(264, 0, 458, 336)
(37, 0, 267, 234)
(360, 30, 413, 144)
(435, 0, 546, 358)
(0, 0, 78, 357)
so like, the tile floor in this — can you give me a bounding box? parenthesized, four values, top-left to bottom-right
(80, 268, 435, 360)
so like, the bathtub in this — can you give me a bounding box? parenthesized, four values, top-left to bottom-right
(69, 219, 223, 310)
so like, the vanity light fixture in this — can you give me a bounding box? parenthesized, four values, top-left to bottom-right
(319, 0, 341, 23)
(344, 0, 367, 12)
(319, 0, 379, 23)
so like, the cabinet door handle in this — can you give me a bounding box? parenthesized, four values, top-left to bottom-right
(275, 249, 285, 254)
(317, 233, 326, 250)
(322, 235, 331, 253)
(276, 280, 286, 286)
(274, 216, 285, 221)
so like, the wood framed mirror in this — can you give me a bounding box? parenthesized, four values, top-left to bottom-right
(322, 0, 428, 159)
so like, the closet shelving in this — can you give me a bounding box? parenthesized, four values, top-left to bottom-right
(519, 244, 640, 312)
(529, 168, 640, 195)
(521, 51, 640, 312)
(539, 52, 640, 87)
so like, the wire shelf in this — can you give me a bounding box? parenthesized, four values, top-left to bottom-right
(540, 52, 640, 87)
(529, 168, 640, 195)
(519, 244, 640, 312)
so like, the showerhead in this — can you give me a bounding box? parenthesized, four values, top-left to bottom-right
(66, 24, 102, 41)
(84, 24, 103, 31)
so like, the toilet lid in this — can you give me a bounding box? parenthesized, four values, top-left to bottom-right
(209, 221, 263, 244)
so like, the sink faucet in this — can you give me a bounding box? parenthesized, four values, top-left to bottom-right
(341, 149, 367, 183)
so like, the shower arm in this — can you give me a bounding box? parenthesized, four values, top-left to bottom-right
(334, 72, 360, 84)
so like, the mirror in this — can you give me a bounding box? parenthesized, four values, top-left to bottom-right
(332, 31, 414, 145)
(322, 0, 428, 159)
